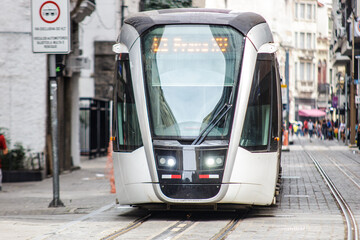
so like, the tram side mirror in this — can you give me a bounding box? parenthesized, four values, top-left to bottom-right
(257, 43, 277, 61)
(258, 43, 277, 54)
(112, 43, 128, 54)
(113, 43, 129, 61)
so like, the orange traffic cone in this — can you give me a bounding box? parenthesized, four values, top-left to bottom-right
(106, 139, 116, 193)
(283, 130, 289, 146)
(282, 130, 290, 152)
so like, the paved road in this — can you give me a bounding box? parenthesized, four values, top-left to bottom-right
(0, 136, 358, 239)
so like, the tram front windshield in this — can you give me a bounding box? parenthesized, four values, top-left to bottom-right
(142, 25, 244, 140)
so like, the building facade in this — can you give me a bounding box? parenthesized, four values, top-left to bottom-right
(330, 0, 360, 144)
(206, 0, 333, 123)
(0, 1, 47, 154)
(0, 0, 96, 173)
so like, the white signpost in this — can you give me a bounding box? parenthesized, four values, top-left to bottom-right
(31, 0, 70, 53)
(31, 0, 70, 207)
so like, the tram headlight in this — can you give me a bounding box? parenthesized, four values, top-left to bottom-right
(159, 157, 167, 165)
(158, 156, 177, 168)
(205, 157, 215, 167)
(203, 155, 224, 169)
(167, 158, 176, 167)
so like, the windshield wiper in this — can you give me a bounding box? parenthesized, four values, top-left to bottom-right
(191, 103, 233, 145)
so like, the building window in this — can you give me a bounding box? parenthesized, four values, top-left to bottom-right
(322, 60, 326, 84)
(295, 62, 298, 88)
(300, 3, 305, 19)
(307, 33, 312, 49)
(306, 62, 311, 81)
(300, 32, 305, 49)
(295, 3, 298, 19)
(318, 60, 322, 84)
(313, 63, 316, 83)
(307, 4, 312, 20)
(313, 4, 316, 20)
(295, 32, 298, 48)
(300, 62, 305, 80)
(313, 33, 316, 49)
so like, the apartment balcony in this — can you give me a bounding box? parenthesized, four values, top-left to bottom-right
(296, 80, 314, 93)
(298, 49, 315, 61)
(318, 83, 329, 94)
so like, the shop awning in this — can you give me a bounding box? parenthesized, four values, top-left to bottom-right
(298, 109, 326, 117)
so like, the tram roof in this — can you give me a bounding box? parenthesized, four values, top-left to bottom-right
(124, 8, 267, 36)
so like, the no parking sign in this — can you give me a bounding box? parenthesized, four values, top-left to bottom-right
(31, 0, 70, 53)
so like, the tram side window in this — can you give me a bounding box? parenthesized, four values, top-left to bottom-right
(113, 55, 143, 152)
(270, 63, 280, 151)
(240, 56, 278, 151)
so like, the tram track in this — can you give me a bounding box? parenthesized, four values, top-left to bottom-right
(326, 154, 360, 191)
(101, 213, 152, 240)
(101, 209, 248, 240)
(303, 148, 359, 240)
(209, 211, 248, 240)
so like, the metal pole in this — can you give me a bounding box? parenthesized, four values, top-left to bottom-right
(338, 81, 341, 141)
(350, 13, 356, 145)
(357, 56, 360, 121)
(49, 54, 64, 208)
(345, 75, 348, 145)
(121, 0, 126, 26)
(285, 49, 290, 130)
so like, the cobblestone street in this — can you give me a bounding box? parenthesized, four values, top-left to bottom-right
(0, 136, 359, 239)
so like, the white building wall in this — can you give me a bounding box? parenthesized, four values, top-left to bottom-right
(0, 0, 47, 153)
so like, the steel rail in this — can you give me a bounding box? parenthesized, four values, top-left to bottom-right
(101, 213, 152, 240)
(305, 150, 359, 240)
(150, 220, 196, 240)
(209, 210, 248, 240)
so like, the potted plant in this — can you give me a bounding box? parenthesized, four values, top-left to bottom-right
(1, 140, 45, 182)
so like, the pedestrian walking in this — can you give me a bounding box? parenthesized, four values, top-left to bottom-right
(308, 119, 314, 142)
(327, 119, 333, 140)
(321, 120, 327, 140)
(0, 134, 9, 191)
(316, 121, 322, 138)
(304, 120, 308, 136)
(339, 121, 346, 142)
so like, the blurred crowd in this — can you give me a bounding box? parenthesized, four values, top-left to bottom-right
(289, 119, 354, 143)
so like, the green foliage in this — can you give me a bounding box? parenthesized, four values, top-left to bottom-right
(142, 0, 192, 11)
(1, 143, 29, 170)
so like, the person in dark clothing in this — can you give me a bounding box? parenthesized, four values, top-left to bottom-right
(321, 120, 327, 140)
(0, 134, 8, 191)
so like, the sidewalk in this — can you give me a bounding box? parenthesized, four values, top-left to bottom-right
(0, 156, 116, 239)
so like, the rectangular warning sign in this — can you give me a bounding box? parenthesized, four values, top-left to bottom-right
(31, 0, 70, 53)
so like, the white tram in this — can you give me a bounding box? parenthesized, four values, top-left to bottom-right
(111, 9, 282, 209)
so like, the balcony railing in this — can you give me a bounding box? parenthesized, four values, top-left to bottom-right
(318, 83, 329, 94)
(296, 80, 314, 93)
(298, 49, 315, 60)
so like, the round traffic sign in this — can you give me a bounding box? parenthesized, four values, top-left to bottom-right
(39, 1, 60, 24)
